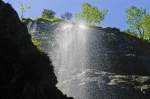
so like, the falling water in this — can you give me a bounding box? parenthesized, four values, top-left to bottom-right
(27, 20, 150, 99)
(49, 22, 90, 98)
(28, 21, 109, 99)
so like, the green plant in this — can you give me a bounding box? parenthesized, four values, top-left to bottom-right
(142, 15, 150, 40)
(81, 2, 108, 25)
(61, 12, 73, 20)
(20, 2, 30, 20)
(41, 9, 56, 19)
(31, 37, 41, 50)
(36, 17, 63, 23)
(126, 6, 147, 39)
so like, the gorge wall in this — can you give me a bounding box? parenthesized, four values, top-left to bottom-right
(0, 1, 72, 99)
(28, 21, 150, 75)
(27, 19, 150, 99)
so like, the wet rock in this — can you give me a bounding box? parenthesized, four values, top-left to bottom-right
(135, 76, 150, 84)
(57, 69, 150, 99)
(141, 85, 150, 95)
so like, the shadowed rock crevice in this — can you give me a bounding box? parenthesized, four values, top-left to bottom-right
(0, 1, 72, 99)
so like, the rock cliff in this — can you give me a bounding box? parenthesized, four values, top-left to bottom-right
(0, 1, 72, 99)
(28, 19, 150, 99)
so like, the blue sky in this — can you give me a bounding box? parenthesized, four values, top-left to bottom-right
(4, 0, 150, 30)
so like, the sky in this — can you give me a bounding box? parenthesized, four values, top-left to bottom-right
(4, 0, 150, 30)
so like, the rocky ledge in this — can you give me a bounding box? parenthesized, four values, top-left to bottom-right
(58, 69, 150, 99)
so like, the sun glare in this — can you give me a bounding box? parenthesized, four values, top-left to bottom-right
(62, 23, 73, 29)
(78, 22, 87, 29)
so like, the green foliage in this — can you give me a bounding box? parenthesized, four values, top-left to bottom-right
(41, 9, 56, 19)
(20, 3, 25, 19)
(126, 6, 150, 41)
(125, 29, 138, 37)
(2, 1, 30, 20)
(20, 2, 30, 20)
(22, 18, 33, 24)
(81, 2, 108, 25)
(31, 37, 41, 50)
(142, 15, 150, 40)
(36, 17, 63, 23)
(126, 6, 147, 39)
(61, 12, 73, 20)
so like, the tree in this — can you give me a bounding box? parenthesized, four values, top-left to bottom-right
(41, 9, 56, 19)
(61, 12, 73, 20)
(2, 0, 30, 20)
(20, 2, 31, 20)
(126, 6, 147, 39)
(20, 3, 25, 19)
(6, 0, 31, 20)
(142, 15, 150, 40)
(81, 2, 107, 25)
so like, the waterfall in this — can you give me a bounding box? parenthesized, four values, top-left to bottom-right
(28, 21, 107, 99)
(27, 20, 150, 99)
(49, 22, 90, 98)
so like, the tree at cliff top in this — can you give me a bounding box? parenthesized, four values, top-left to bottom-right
(77, 2, 107, 25)
(42, 9, 56, 19)
(142, 15, 150, 40)
(2, 0, 30, 20)
(61, 12, 73, 20)
(126, 6, 150, 40)
(20, 2, 30, 20)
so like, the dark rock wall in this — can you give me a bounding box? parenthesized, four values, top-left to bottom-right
(0, 1, 72, 99)
(87, 28, 150, 75)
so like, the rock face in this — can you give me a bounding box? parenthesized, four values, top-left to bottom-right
(64, 70, 150, 99)
(0, 1, 72, 99)
(28, 19, 150, 99)
(27, 20, 60, 53)
(28, 21, 150, 75)
(87, 28, 150, 75)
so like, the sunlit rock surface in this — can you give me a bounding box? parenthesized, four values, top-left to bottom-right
(28, 18, 150, 99)
(0, 1, 73, 99)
